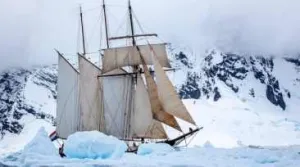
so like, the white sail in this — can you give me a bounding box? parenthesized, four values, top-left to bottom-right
(78, 55, 104, 132)
(152, 49, 196, 125)
(101, 69, 133, 138)
(103, 44, 171, 73)
(56, 54, 80, 139)
(131, 74, 167, 139)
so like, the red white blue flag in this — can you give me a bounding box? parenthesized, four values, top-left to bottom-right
(49, 131, 58, 141)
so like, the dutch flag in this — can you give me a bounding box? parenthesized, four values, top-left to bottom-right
(49, 131, 58, 141)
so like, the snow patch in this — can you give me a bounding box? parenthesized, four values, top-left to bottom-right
(23, 76, 56, 116)
(137, 143, 175, 156)
(210, 50, 224, 65)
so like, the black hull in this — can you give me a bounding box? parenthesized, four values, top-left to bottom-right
(162, 127, 202, 146)
(127, 127, 203, 153)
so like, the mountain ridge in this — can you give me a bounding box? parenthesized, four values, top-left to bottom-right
(176, 50, 300, 111)
(0, 66, 57, 139)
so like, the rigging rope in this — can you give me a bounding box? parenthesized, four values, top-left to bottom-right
(133, 11, 165, 44)
(86, 10, 102, 52)
(106, 9, 127, 36)
(186, 130, 199, 146)
(99, 9, 104, 51)
(77, 16, 82, 54)
(114, 13, 128, 37)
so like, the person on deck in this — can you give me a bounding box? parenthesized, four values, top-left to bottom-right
(59, 144, 66, 157)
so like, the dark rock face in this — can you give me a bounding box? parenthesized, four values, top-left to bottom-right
(175, 52, 193, 69)
(250, 56, 286, 110)
(213, 87, 221, 101)
(177, 50, 296, 110)
(249, 88, 255, 97)
(179, 72, 201, 99)
(266, 76, 286, 110)
(32, 66, 57, 100)
(0, 66, 57, 138)
(0, 69, 31, 137)
(285, 58, 300, 67)
(208, 53, 248, 93)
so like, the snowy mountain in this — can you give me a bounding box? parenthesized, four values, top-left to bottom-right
(169, 49, 300, 147)
(175, 49, 300, 111)
(0, 65, 57, 154)
(0, 50, 299, 154)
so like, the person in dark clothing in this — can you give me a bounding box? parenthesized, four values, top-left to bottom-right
(59, 144, 66, 157)
(141, 137, 145, 143)
(149, 67, 154, 77)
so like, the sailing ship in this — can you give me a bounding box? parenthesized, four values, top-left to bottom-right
(54, 0, 201, 152)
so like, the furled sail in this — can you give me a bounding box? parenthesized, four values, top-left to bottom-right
(78, 55, 104, 132)
(140, 54, 182, 132)
(131, 74, 167, 139)
(102, 44, 171, 73)
(152, 48, 196, 125)
(101, 69, 133, 138)
(56, 53, 80, 139)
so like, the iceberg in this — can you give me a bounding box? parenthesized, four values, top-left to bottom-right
(23, 127, 58, 157)
(64, 131, 127, 159)
(1, 127, 60, 167)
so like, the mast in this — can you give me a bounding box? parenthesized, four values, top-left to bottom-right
(102, 0, 110, 49)
(124, 0, 136, 139)
(128, 0, 140, 72)
(80, 6, 86, 56)
(128, 0, 136, 46)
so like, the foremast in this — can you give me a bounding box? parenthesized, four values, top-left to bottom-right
(80, 6, 86, 56)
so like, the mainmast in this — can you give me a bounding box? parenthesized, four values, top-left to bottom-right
(128, 0, 139, 73)
(102, 0, 110, 49)
(80, 6, 86, 56)
(128, 0, 136, 46)
(124, 0, 137, 139)
(107, 0, 157, 43)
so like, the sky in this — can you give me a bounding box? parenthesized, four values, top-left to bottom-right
(0, 0, 300, 70)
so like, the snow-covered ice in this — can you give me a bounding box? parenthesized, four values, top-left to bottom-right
(1, 135, 300, 167)
(1, 127, 61, 166)
(64, 131, 128, 159)
(22, 127, 58, 157)
(0, 119, 55, 156)
(1, 127, 300, 166)
(137, 143, 175, 156)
